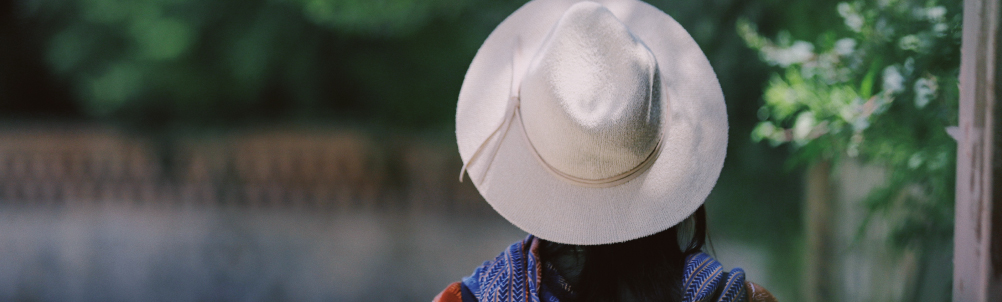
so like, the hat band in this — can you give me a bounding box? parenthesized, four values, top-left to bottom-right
(458, 40, 662, 188)
(516, 108, 663, 188)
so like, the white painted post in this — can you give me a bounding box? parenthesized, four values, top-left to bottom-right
(953, 0, 1002, 300)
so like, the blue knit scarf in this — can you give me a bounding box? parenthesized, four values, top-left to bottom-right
(462, 236, 747, 302)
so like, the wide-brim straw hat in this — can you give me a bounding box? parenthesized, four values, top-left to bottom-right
(456, 0, 727, 245)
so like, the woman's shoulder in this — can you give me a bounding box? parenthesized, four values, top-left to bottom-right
(432, 282, 463, 302)
(433, 281, 479, 302)
(744, 281, 778, 302)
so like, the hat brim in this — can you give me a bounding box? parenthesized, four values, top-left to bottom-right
(456, 0, 728, 245)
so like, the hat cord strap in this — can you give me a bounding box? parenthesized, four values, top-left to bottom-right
(459, 39, 524, 183)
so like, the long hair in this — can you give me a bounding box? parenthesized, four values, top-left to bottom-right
(539, 205, 708, 302)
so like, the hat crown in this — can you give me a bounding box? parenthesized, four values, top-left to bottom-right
(520, 2, 663, 181)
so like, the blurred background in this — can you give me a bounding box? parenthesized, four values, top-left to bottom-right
(0, 0, 961, 301)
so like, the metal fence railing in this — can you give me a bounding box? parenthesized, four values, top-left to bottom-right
(0, 126, 491, 214)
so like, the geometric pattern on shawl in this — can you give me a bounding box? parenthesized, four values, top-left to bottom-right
(462, 235, 562, 302)
(463, 238, 746, 302)
(682, 252, 747, 302)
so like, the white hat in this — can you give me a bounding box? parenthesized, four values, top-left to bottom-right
(456, 0, 727, 245)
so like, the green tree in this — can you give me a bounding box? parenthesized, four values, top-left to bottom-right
(740, 0, 960, 274)
(27, 0, 522, 129)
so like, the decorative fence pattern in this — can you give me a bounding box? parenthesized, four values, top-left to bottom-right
(0, 125, 490, 213)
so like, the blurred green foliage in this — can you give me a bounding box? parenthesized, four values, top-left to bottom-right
(296, 0, 467, 35)
(741, 0, 960, 249)
(21, 0, 512, 129)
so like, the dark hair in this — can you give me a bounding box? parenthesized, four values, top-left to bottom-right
(539, 205, 708, 302)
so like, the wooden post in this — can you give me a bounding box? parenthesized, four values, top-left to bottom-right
(953, 0, 1002, 300)
(805, 161, 836, 302)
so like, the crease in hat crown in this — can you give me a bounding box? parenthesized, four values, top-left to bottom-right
(519, 1, 664, 182)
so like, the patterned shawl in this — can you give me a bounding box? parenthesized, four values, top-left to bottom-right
(462, 235, 747, 302)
